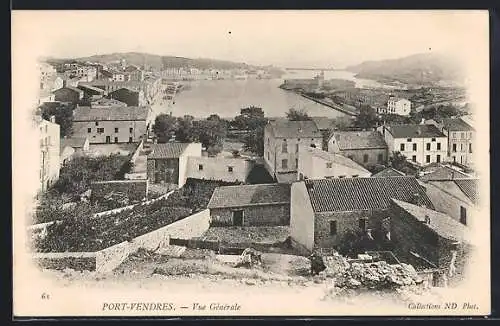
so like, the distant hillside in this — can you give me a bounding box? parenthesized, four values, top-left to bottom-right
(345, 53, 465, 86)
(53, 52, 254, 70)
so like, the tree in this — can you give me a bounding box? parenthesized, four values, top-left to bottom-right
(389, 151, 408, 171)
(354, 104, 379, 130)
(175, 115, 195, 142)
(331, 116, 354, 131)
(240, 106, 264, 119)
(153, 113, 177, 143)
(39, 102, 75, 137)
(243, 125, 265, 156)
(286, 108, 311, 121)
(192, 118, 227, 152)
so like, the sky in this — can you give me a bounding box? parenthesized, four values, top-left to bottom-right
(12, 10, 488, 68)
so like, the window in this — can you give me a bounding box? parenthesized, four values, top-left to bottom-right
(412, 155, 417, 162)
(95, 122, 99, 126)
(115, 127, 119, 133)
(97, 128, 104, 133)
(437, 143, 441, 150)
(282, 141, 288, 153)
(329, 221, 337, 235)
(460, 144, 463, 152)
(452, 144, 457, 152)
(359, 218, 367, 230)
(198, 164, 203, 171)
(281, 159, 288, 169)
(87, 128, 91, 133)
(352, 175, 359, 178)
(377, 153, 383, 163)
(128, 137, 133, 143)
(436, 155, 441, 163)
(400, 144, 405, 151)
(295, 144, 299, 153)
(426, 143, 431, 151)
(469, 143, 472, 153)
(453, 156, 456, 162)
(295, 158, 298, 168)
(228, 166, 233, 173)
(431, 138, 436, 142)
(363, 154, 369, 163)
(452, 132, 456, 139)
(267, 138, 270, 145)
(267, 152, 270, 160)
(114, 137, 118, 143)
(426, 155, 431, 163)
(461, 132, 465, 139)
(460, 206, 467, 225)
(413, 143, 417, 151)
(129, 128, 133, 133)
(326, 162, 333, 168)
(407, 138, 412, 142)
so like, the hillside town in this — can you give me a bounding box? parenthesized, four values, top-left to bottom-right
(32, 55, 478, 297)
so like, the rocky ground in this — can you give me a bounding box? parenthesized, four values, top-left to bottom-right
(35, 248, 456, 314)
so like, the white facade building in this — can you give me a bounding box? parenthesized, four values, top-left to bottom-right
(37, 116, 60, 192)
(384, 97, 412, 116)
(379, 124, 448, 166)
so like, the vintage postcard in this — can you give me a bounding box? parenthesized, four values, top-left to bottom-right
(12, 10, 490, 317)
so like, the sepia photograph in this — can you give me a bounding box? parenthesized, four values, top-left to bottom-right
(12, 10, 490, 317)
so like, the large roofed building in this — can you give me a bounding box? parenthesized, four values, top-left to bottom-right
(72, 106, 152, 144)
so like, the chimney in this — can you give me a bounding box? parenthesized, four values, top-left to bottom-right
(50, 115, 56, 123)
(424, 215, 431, 225)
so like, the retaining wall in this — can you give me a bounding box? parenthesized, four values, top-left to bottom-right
(32, 252, 97, 271)
(95, 209, 211, 273)
(92, 190, 174, 218)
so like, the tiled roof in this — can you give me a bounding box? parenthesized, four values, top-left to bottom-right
(442, 118, 475, 132)
(60, 137, 87, 150)
(90, 98, 127, 108)
(307, 148, 370, 174)
(331, 131, 387, 150)
(385, 124, 446, 139)
(304, 176, 433, 212)
(80, 80, 144, 88)
(391, 199, 472, 244)
(372, 167, 406, 178)
(267, 120, 322, 138)
(388, 97, 410, 103)
(454, 179, 479, 204)
(207, 183, 290, 209)
(78, 84, 106, 93)
(73, 106, 149, 121)
(311, 117, 336, 130)
(147, 143, 190, 159)
(53, 86, 83, 94)
(419, 165, 471, 182)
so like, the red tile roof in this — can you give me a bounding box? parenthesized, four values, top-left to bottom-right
(208, 183, 290, 209)
(304, 176, 433, 212)
(147, 143, 191, 159)
(331, 131, 387, 150)
(266, 120, 322, 138)
(385, 124, 446, 139)
(371, 167, 406, 178)
(73, 106, 149, 121)
(391, 199, 472, 244)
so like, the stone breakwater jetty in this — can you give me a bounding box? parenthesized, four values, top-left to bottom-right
(300, 93, 359, 117)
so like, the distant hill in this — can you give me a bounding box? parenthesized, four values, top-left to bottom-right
(48, 52, 254, 71)
(345, 53, 465, 87)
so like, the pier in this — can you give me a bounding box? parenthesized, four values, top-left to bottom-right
(299, 93, 359, 117)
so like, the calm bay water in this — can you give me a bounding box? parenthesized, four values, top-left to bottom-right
(153, 70, 388, 119)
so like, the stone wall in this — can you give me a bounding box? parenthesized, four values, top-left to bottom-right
(95, 209, 210, 273)
(32, 252, 96, 271)
(210, 204, 290, 227)
(340, 148, 388, 168)
(314, 209, 390, 248)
